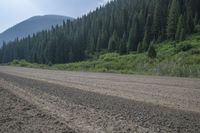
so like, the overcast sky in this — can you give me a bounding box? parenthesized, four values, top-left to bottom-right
(0, 0, 112, 33)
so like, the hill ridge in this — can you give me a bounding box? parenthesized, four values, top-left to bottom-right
(0, 15, 73, 46)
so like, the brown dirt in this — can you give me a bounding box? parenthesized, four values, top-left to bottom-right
(0, 87, 75, 133)
(0, 66, 200, 112)
(0, 66, 200, 133)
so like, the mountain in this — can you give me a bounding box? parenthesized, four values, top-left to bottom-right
(0, 15, 73, 47)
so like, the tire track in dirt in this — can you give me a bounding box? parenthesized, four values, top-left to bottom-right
(0, 86, 75, 133)
(0, 66, 200, 113)
(0, 72, 200, 133)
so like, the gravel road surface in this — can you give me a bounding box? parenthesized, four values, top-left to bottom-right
(0, 87, 75, 133)
(0, 66, 200, 133)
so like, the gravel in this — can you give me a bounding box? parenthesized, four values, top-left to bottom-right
(0, 71, 200, 133)
(0, 87, 75, 133)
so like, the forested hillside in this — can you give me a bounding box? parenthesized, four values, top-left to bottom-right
(0, 15, 73, 47)
(0, 0, 200, 64)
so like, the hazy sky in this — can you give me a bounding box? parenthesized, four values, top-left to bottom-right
(0, 0, 111, 33)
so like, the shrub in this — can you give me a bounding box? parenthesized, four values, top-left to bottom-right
(148, 45, 157, 58)
(189, 49, 200, 55)
(11, 60, 20, 65)
(100, 53, 119, 62)
(18, 60, 29, 67)
(48, 61, 52, 66)
(194, 25, 200, 33)
(176, 43, 193, 52)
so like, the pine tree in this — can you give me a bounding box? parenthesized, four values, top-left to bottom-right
(108, 37, 115, 52)
(96, 34, 102, 52)
(179, 28, 186, 41)
(108, 31, 118, 52)
(175, 15, 185, 41)
(194, 12, 199, 26)
(68, 47, 74, 62)
(96, 30, 108, 51)
(142, 15, 152, 51)
(137, 10, 145, 43)
(152, 0, 162, 40)
(88, 35, 96, 53)
(127, 26, 134, 52)
(157, 28, 165, 42)
(137, 42, 142, 53)
(127, 17, 139, 52)
(167, 0, 180, 39)
(119, 33, 127, 55)
(186, 1, 194, 34)
(109, 15, 115, 35)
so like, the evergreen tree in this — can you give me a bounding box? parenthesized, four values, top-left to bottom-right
(96, 34, 102, 52)
(108, 37, 116, 52)
(186, 1, 194, 34)
(137, 10, 145, 43)
(157, 28, 165, 42)
(96, 30, 109, 51)
(175, 15, 185, 41)
(108, 31, 118, 52)
(142, 15, 152, 51)
(127, 17, 140, 52)
(68, 47, 74, 62)
(167, 0, 180, 39)
(119, 33, 127, 55)
(88, 35, 96, 53)
(179, 28, 186, 41)
(194, 12, 199, 26)
(152, 0, 162, 40)
(127, 26, 134, 52)
(137, 42, 142, 53)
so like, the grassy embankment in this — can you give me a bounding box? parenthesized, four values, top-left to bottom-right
(10, 33, 200, 78)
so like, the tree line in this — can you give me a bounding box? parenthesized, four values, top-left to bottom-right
(0, 0, 200, 64)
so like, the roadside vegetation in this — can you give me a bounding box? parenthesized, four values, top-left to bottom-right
(10, 33, 200, 78)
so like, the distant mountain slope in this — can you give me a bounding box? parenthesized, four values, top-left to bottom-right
(0, 15, 73, 46)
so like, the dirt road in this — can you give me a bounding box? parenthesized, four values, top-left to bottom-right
(0, 66, 200, 132)
(0, 87, 75, 133)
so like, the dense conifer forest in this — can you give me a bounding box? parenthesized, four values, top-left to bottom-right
(0, 0, 200, 64)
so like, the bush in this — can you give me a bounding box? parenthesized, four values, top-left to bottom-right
(148, 45, 157, 58)
(189, 49, 200, 55)
(18, 60, 29, 67)
(99, 53, 119, 62)
(156, 62, 200, 78)
(176, 43, 193, 52)
(195, 25, 200, 33)
(48, 61, 52, 66)
(11, 60, 20, 65)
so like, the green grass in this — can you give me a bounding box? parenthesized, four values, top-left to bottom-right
(10, 33, 200, 78)
(10, 60, 49, 69)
